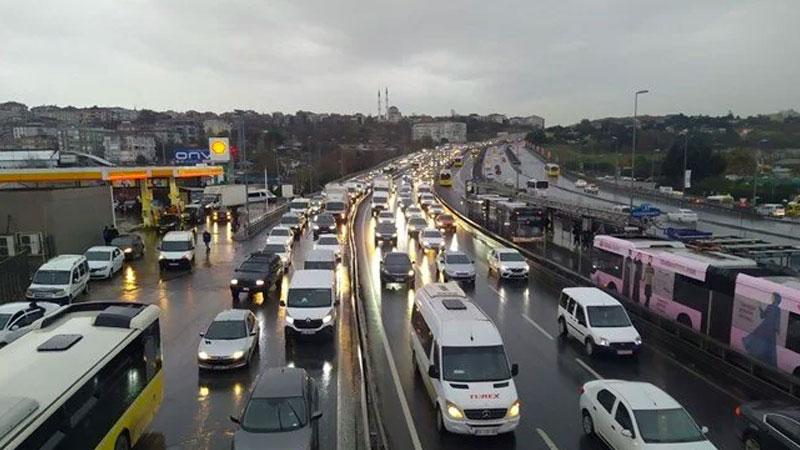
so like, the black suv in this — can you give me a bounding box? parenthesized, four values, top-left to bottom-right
(230, 251, 284, 301)
(312, 213, 337, 239)
(737, 401, 800, 450)
(375, 222, 398, 246)
(380, 252, 414, 288)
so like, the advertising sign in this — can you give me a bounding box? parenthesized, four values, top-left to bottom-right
(172, 148, 210, 164)
(208, 137, 230, 162)
(684, 169, 692, 189)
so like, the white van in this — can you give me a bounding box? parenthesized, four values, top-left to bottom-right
(557, 287, 642, 357)
(158, 231, 196, 270)
(281, 270, 337, 339)
(411, 283, 520, 435)
(289, 197, 311, 217)
(25, 255, 90, 305)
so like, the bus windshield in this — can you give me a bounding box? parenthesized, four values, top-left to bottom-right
(442, 346, 511, 382)
(587, 305, 631, 328)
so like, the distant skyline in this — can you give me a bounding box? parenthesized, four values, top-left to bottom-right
(1, 1, 798, 126)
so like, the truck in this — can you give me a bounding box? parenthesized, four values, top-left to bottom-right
(203, 185, 247, 223)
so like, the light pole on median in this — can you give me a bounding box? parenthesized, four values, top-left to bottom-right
(630, 89, 649, 212)
(681, 129, 689, 190)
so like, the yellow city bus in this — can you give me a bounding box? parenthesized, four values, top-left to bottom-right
(438, 169, 454, 186)
(545, 163, 561, 177)
(0, 302, 163, 450)
(453, 155, 464, 167)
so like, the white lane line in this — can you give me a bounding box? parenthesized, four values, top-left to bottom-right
(360, 209, 424, 450)
(521, 314, 555, 341)
(536, 428, 560, 450)
(575, 358, 603, 380)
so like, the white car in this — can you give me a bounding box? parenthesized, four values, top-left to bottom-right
(585, 184, 599, 195)
(487, 247, 530, 280)
(84, 246, 125, 279)
(557, 287, 642, 357)
(428, 204, 444, 218)
(575, 179, 588, 188)
(418, 227, 445, 251)
(267, 226, 294, 248)
(436, 251, 476, 283)
(198, 309, 259, 370)
(405, 206, 424, 218)
(579, 380, 715, 450)
(314, 234, 342, 261)
(667, 208, 699, 223)
(263, 241, 292, 268)
(419, 194, 436, 210)
(377, 211, 396, 225)
(0, 301, 61, 348)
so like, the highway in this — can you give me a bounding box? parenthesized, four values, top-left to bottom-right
(83, 218, 361, 449)
(484, 142, 800, 245)
(353, 157, 749, 449)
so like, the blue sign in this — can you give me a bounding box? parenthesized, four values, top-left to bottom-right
(172, 148, 210, 164)
(630, 203, 662, 218)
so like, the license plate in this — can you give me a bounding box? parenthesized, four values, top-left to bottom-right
(34, 293, 46, 298)
(241, 287, 249, 292)
(168, 262, 179, 266)
(474, 428, 497, 436)
(617, 350, 633, 355)
(301, 330, 316, 335)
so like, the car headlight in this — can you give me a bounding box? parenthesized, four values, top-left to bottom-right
(408, 269, 415, 276)
(375, 233, 382, 237)
(634, 336, 642, 345)
(198, 351, 209, 360)
(256, 279, 265, 286)
(158, 254, 165, 260)
(446, 401, 464, 420)
(322, 314, 333, 324)
(285, 316, 294, 324)
(25, 289, 33, 296)
(313, 224, 320, 230)
(232, 351, 245, 360)
(58, 289, 69, 297)
(124, 247, 132, 253)
(279, 254, 288, 263)
(230, 279, 238, 285)
(507, 400, 521, 418)
(183, 254, 191, 260)
(598, 338, 609, 346)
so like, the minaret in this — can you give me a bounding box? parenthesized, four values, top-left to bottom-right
(385, 87, 389, 119)
(377, 90, 382, 120)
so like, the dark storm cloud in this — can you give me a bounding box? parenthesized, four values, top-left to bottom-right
(1, 0, 797, 124)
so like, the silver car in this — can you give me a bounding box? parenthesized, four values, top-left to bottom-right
(436, 250, 476, 283)
(198, 309, 259, 370)
(0, 301, 61, 349)
(232, 367, 321, 450)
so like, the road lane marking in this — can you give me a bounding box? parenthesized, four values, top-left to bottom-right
(536, 428, 560, 450)
(359, 206, 424, 450)
(575, 358, 603, 380)
(521, 314, 555, 341)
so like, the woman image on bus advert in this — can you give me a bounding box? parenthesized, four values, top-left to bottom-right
(643, 257, 655, 308)
(743, 292, 781, 367)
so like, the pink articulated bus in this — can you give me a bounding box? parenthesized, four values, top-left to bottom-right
(592, 235, 800, 376)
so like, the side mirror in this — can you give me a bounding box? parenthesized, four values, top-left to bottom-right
(10, 324, 20, 331)
(250, 331, 257, 336)
(230, 415, 240, 424)
(701, 426, 709, 435)
(311, 410, 323, 421)
(279, 300, 286, 307)
(621, 429, 633, 438)
(427, 365, 440, 379)
(199, 332, 204, 337)
(511, 363, 519, 377)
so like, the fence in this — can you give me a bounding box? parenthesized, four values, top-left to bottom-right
(0, 251, 35, 302)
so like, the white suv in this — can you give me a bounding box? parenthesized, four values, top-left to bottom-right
(557, 287, 641, 357)
(579, 380, 714, 450)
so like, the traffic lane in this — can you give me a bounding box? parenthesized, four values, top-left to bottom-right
(86, 221, 347, 450)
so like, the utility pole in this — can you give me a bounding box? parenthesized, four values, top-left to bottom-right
(240, 118, 250, 225)
(630, 89, 649, 212)
(753, 139, 768, 208)
(682, 130, 689, 190)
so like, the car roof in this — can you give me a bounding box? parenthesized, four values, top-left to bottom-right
(86, 246, 118, 252)
(40, 254, 85, 270)
(163, 231, 193, 241)
(253, 367, 307, 398)
(562, 287, 621, 307)
(317, 234, 339, 241)
(290, 270, 335, 287)
(305, 249, 335, 261)
(744, 401, 800, 419)
(495, 247, 521, 255)
(377, 222, 396, 229)
(444, 250, 467, 257)
(271, 225, 291, 232)
(603, 381, 682, 410)
(422, 227, 441, 234)
(0, 302, 60, 314)
(213, 309, 250, 321)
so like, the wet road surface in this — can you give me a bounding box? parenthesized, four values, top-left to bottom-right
(84, 218, 358, 450)
(355, 163, 747, 450)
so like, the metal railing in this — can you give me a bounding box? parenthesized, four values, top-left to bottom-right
(0, 251, 33, 302)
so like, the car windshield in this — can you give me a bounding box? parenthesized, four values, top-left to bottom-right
(385, 254, 410, 267)
(316, 215, 335, 225)
(85, 251, 111, 261)
(587, 306, 631, 328)
(263, 244, 286, 254)
(287, 288, 332, 308)
(379, 213, 393, 219)
(241, 397, 308, 433)
(442, 346, 511, 382)
(281, 216, 300, 225)
(499, 252, 525, 262)
(33, 270, 71, 285)
(446, 254, 471, 264)
(205, 320, 247, 340)
(318, 237, 338, 246)
(327, 202, 345, 210)
(290, 201, 308, 209)
(237, 262, 262, 273)
(422, 230, 441, 238)
(111, 237, 133, 246)
(437, 214, 453, 222)
(0, 313, 12, 329)
(161, 240, 191, 251)
(634, 408, 706, 443)
(271, 229, 291, 236)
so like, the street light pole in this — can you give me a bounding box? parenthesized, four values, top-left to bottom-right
(630, 89, 649, 211)
(682, 130, 689, 190)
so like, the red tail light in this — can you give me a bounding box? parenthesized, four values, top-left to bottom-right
(578, 386, 585, 395)
(734, 406, 741, 417)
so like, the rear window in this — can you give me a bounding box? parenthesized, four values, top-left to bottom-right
(326, 202, 345, 210)
(318, 237, 339, 245)
(385, 253, 410, 265)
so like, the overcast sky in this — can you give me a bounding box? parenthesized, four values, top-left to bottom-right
(1, 0, 798, 125)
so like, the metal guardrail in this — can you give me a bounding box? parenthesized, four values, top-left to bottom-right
(435, 186, 800, 401)
(233, 201, 288, 241)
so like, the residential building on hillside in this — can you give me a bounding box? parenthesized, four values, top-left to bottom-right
(58, 127, 115, 157)
(412, 122, 467, 143)
(103, 133, 156, 164)
(203, 119, 232, 135)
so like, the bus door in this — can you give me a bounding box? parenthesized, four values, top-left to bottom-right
(705, 267, 740, 344)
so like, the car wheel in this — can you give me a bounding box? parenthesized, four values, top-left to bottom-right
(114, 432, 130, 450)
(435, 406, 448, 435)
(584, 339, 594, 357)
(744, 436, 761, 450)
(558, 318, 567, 337)
(581, 410, 595, 436)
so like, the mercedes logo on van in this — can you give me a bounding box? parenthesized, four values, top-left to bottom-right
(305, 318, 311, 324)
(481, 409, 490, 419)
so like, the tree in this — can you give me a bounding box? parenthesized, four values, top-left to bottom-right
(661, 136, 726, 188)
(525, 128, 548, 145)
(726, 148, 757, 176)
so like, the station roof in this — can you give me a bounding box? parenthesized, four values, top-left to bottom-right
(0, 165, 223, 183)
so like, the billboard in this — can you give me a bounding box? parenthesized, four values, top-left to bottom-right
(684, 169, 692, 189)
(172, 148, 209, 164)
(209, 137, 230, 162)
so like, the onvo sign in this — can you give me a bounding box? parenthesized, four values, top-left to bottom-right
(173, 149, 210, 164)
